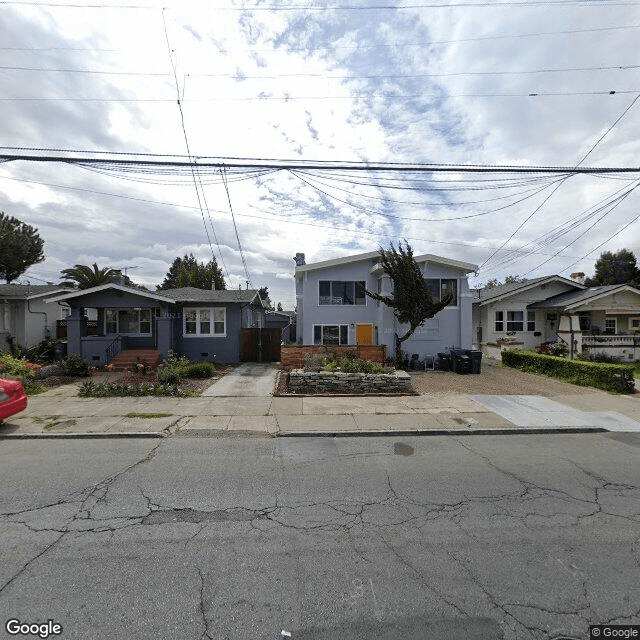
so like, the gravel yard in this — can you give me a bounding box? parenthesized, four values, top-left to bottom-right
(410, 356, 608, 396)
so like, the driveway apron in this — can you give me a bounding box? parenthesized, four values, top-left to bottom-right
(201, 363, 278, 397)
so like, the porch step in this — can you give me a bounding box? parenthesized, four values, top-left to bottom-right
(108, 349, 162, 371)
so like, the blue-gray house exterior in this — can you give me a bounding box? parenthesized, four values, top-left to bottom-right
(294, 251, 478, 359)
(45, 284, 266, 364)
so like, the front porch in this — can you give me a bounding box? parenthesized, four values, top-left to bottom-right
(582, 334, 640, 361)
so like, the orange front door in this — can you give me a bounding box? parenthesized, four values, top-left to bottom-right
(355, 324, 373, 345)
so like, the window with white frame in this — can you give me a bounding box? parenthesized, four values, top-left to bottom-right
(425, 278, 458, 306)
(318, 281, 366, 306)
(495, 311, 504, 332)
(604, 317, 617, 334)
(184, 307, 225, 336)
(313, 324, 348, 345)
(105, 308, 152, 335)
(527, 311, 536, 332)
(630, 317, 640, 331)
(507, 311, 524, 332)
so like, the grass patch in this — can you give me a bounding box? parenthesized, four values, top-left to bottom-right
(124, 412, 173, 419)
(34, 415, 77, 430)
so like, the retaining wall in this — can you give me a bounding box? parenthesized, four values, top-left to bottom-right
(288, 369, 411, 394)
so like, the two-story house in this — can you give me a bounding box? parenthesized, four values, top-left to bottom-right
(294, 251, 478, 359)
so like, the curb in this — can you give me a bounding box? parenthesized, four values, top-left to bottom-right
(0, 431, 165, 440)
(276, 427, 609, 438)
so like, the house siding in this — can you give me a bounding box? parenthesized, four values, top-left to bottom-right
(173, 303, 244, 362)
(297, 257, 473, 357)
(473, 282, 578, 350)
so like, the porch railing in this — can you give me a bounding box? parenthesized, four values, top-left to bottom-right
(582, 335, 640, 348)
(105, 336, 125, 363)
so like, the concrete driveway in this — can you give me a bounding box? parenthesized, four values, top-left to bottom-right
(201, 362, 278, 397)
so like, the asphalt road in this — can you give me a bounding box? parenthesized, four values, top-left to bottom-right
(1, 432, 640, 640)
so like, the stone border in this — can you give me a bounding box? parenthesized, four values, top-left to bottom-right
(287, 369, 411, 394)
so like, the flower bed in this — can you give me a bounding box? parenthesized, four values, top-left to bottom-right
(288, 369, 412, 394)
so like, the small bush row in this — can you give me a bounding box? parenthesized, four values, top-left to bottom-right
(79, 380, 186, 397)
(502, 349, 635, 394)
(303, 351, 393, 374)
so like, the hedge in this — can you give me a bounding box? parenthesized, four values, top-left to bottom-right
(501, 349, 635, 394)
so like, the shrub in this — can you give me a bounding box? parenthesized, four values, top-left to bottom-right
(60, 353, 91, 377)
(159, 367, 182, 385)
(181, 362, 215, 378)
(502, 349, 634, 394)
(0, 352, 36, 379)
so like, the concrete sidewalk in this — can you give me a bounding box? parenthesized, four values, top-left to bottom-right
(2, 378, 640, 438)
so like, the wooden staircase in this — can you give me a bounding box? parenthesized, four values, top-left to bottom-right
(108, 349, 162, 372)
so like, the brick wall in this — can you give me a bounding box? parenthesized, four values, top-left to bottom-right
(281, 345, 387, 371)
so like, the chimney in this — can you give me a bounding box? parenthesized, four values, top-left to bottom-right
(211, 280, 216, 291)
(570, 272, 586, 285)
(293, 253, 306, 267)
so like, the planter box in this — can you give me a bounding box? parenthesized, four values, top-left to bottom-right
(281, 345, 387, 371)
(288, 369, 411, 394)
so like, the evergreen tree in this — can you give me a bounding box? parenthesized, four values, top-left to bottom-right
(361, 241, 453, 360)
(158, 254, 225, 290)
(0, 212, 45, 283)
(585, 249, 640, 287)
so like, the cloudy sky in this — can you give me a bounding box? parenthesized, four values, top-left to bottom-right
(0, 0, 639, 308)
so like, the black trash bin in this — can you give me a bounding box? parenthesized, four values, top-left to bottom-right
(450, 348, 463, 374)
(456, 354, 471, 375)
(437, 353, 451, 371)
(469, 350, 483, 374)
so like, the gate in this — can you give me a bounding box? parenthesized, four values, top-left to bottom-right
(240, 328, 282, 362)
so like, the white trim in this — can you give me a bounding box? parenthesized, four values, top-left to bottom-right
(183, 307, 226, 337)
(477, 276, 585, 306)
(564, 284, 640, 309)
(296, 251, 477, 274)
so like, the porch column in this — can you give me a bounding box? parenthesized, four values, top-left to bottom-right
(66, 307, 87, 357)
(156, 316, 172, 359)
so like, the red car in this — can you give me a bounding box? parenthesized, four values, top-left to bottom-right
(0, 378, 28, 422)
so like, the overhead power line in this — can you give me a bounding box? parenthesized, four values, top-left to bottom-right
(1, 150, 639, 174)
(161, 8, 229, 279)
(1, 24, 636, 54)
(1, 63, 638, 79)
(2, 89, 640, 101)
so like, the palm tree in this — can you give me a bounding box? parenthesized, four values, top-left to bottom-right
(59, 263, 120, 289)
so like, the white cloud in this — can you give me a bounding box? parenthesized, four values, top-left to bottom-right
(0, 1, 638, 308)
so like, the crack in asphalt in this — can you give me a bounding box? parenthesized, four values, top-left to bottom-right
(3, 436, 640, 640)
(0, 439, 165, 596)
(196, 567, 214, 640)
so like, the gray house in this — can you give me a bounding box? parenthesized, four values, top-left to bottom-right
(45, 284, 266, 364)
(294, 251, 478, 359)
(0, 284, 70, 350)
